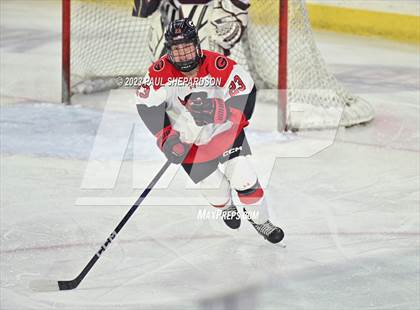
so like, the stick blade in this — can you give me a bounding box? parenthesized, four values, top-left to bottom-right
(29, 279, 60, 292)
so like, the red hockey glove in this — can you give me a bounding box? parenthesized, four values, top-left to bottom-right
(156, 126, 189, 164)
(184, 92, 230, 126)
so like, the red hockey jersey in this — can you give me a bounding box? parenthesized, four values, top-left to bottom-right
(136, 50, 256, 163)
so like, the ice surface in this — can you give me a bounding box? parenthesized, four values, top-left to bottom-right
(1, 2, 419, 310)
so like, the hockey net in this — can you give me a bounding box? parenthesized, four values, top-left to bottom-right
(66, 0, 374, 130)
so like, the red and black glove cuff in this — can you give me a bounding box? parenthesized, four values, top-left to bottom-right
(155, 125, 188, 164)
(155, 125, 176, 150)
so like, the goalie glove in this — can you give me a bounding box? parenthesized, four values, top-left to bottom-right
(184, 91, 231, 127)
(210, 0, 250, 51)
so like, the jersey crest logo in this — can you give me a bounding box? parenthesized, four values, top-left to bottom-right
(153, 59, 165, 72)
(215, 56, 228, 70)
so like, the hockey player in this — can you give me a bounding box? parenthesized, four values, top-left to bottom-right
(135, 18, 284, 244)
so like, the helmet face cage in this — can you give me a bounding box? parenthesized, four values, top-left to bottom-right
(167, 39, 202, 72)
(165, 19, 203, 72)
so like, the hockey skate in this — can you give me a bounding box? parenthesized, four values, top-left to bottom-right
(244, 210, 284, 243)
(221, 204, 241, 229)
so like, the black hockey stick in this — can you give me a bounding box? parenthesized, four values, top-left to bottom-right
(30, 160, 171, 291)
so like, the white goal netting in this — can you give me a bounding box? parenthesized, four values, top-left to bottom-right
(69, 0, 374, 130)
